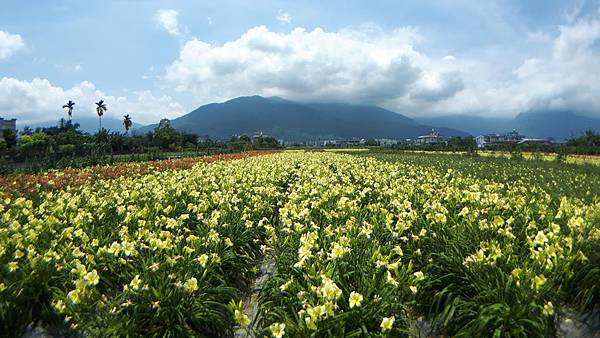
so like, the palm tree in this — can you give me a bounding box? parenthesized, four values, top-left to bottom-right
(123, 114, 133, 134)
(62, 100, 75, 121)
(95, 99, 107, 130)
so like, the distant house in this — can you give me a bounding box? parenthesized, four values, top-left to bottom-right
(504, 130, 525, 142)
(376, 138, 399, 146)
(0, 117, 17, 132)
(415, 130, 444, 145)
(475, 134, 503, 148)
(518, 138, 552, 146)
(252, 132, 267, 140)
(323, 138, 365, 147)
(476, 130, 525, 148)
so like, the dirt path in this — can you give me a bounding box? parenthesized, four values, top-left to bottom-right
(235, 259, 276, 337)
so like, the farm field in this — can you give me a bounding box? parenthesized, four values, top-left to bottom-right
(1, 151, 599, 337)
(400, 149, 600, 167)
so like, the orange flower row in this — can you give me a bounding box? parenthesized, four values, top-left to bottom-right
(0, 150, 281, 197)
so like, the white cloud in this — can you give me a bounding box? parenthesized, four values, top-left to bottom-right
(164, 15, 600, 118)
(554, 17, 600, 60)
(55, 63, 83, 72)
(527, 31, 552, 43)
(165, 25, 462, 109)
(433, 13, 600, 117)
(276, 10, 292, 24)
(0, 30, 25, 60)
(411, 72, 464, 102)
(512, 58, 543, 79)
(156, 9, 181, 36)
(0, 77, 184, 125)
(564, 0, 585, 23)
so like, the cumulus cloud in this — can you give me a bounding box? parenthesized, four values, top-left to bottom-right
(0, 77, 184, 125)
(276, 10, 292, 24)
(433, 12, 600, 117)
(156, 9, 181, 36)
(0, 30, 25, 59)
(165, 25, 463, 108)
(554, 17, 600, 60)
(411, 72, 464, 102)
(158, 6, 600, 118)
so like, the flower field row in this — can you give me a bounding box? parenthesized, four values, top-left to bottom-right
(361, 150, 600, 201)
(0, 150, 279, 198)
(1, 151, 599, 337)
(255, 153, 600, 337)
(401, 149, 600, 166)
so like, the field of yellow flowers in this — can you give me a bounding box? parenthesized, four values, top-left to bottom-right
(1, 151, 599, 337)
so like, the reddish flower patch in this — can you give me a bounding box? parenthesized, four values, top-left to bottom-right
(0, 150, 280, 197)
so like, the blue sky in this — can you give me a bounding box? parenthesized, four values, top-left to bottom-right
(1, 0, 600, 124)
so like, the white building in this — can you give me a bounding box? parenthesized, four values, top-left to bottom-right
(476, 130, 525, 148)
(376, 138, 399, 146)
(518, 138, 551, 146)
(415, 130, 444, 145)
(475, 134, 503, 148)
(0, 117, 17, 132)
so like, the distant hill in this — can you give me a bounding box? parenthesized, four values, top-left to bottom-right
(139, 96, 468, 141)
(512, 111, 600, 139)
(417, 111, 600, 140)
(19, 117, 143, 134)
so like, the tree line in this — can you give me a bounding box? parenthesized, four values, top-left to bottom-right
(0, 100, 281, 173)
(387, 132, 600, 155)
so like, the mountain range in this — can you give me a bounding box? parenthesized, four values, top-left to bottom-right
(138, 96, 468, 141)
(21, 96, 600, 141)
(417, 111, 600, 140)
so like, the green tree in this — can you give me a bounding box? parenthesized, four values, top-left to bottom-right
(19, 131, 49, 159)
(20, 132, 48, 146)
(153, 119, 181, 150)
(364, 138, 379, 146)
(566, 130, 600, 154)
(2, 129, 17, 149)
(229, 135, 253, 151)
(447, 136, 477, 150)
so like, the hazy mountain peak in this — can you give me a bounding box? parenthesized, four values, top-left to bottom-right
(139, 96, 467, 141)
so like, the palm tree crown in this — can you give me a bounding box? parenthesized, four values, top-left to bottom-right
(95, 100, 107, 117)
(123, 114, 133, 134)
(95, 99, 107, 130)
(62, 100, 75, 120)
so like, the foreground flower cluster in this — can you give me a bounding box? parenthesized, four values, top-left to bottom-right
(1, 152, 599, 337)
(0, 153, 288, 336)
